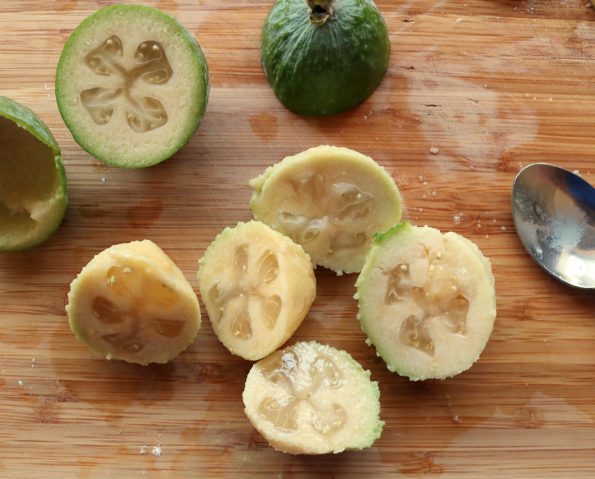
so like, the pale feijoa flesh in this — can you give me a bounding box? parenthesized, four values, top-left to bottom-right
(66, 240, 201, 365)
(250, 145, 402, 275)
(0, 96, 67, 252)
(243, 341, 384, 454)
(198, 221, 316, 361)
(356, 223, 497, 381)
(56, 4, 209, 168)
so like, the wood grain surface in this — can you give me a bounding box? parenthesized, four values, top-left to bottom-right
(1, 1, 594, 477)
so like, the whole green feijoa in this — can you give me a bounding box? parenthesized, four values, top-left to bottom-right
(56, 4, 209, 168)
(261, 0, 390, 116)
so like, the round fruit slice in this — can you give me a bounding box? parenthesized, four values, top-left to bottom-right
(66, 240, 201, 365)
(356, 223, 497, 380)
(243, 341, 384, 454)
(56, 4, 209, 168)
(198, 221, 316, 361)
(261, 0, 390, 115)
(0, 96, 67, 252)
(250, 145, 402, 275)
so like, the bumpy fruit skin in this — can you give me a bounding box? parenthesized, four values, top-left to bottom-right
(0, 96, 67, 251)
(261, 0, 390, 116)
(55, 4, 209, 168)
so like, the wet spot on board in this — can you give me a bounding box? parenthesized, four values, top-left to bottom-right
(0, 378, 5, 389)
(249, 113, 278, 143)
(126, 199, 163, 229)
(52, 0, 78, 12)
(155, 0, 179, 13)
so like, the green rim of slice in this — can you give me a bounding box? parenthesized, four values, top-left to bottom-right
(0, 96, 67, 252)
(55, 4, 209, 168)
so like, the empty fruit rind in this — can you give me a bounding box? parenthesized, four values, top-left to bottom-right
(243, 341, 384, 454)
(66, 240, 201, 365)
(355, 222, 497, 381)
(198, 221, 316, 361)
(56, 4, 209, 168)
(250, 145, 402, 275)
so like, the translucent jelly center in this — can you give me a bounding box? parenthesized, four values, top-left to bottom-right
(81, 36, 172, 132)
(277, 171, 375, 258)
(258, 348, 347, 436)
(385, 261, 469, 356)
(90, 262, 185, 354)
(208, 246, 282, 339)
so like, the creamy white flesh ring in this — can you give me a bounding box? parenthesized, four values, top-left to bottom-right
(243, 341, 383, 454)
(198, 221, 316, 361)
(356, 223, 496, 380)
(66, 240, 201, 365)
(250, 146, 402, 274)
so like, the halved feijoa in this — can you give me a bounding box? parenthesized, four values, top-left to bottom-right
(56, 4, 209, 168)
(243, 341, 384, 454)
(66, 240, 201, 365)
(355, 223, 497, 381)
(198, 221, 316, 361)
(261, 0, 390, 115)
(250, 145, 402, 275)
(0, 96, 67, 252)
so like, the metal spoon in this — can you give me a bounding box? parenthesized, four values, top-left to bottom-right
(512, 163, 595, 290)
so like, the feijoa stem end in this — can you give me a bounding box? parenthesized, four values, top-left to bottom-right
(307, 0, 335, 26)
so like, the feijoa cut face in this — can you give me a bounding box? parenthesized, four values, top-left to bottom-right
(198, 221, 316, 361)
(66, 240, 201, 365)
(250, 145, 402, 275)
(356, 223, 497, 380)
(56, 4, 209, 168)
(0, 96, 67, 252)
(243, 341, 384, 454)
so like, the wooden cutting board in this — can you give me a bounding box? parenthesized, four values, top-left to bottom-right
(1, 1, 594, 477)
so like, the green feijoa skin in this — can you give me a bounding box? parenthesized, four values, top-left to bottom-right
(261, 0, 390, 116)
(0, 96, 67, 252)
(56, 4, 209, 168)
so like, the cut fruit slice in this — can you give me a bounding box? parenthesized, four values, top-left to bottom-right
(355, 222, 497, 381)
(198, 221, 316, 361)
(66, 240, 201, 365)
(56, 4, 209, 168)
(243, 341, 384, 454)
(0, 96, 67, 251)
(250, 145, 402, 275)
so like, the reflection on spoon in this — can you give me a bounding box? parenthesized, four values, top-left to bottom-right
(512, 163, 595, 290)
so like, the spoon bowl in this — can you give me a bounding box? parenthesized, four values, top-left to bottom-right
(512, 163, 595, 290)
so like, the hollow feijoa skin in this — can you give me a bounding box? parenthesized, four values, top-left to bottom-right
(66, 240, 201, 365)
(0, 96, 67, 252)
(198, 221, 316, 361)
(243, 341, 384, 454)
(355, 223, 497, 381)
(261, 0, 390, 115)
(250, 145, 402, 275)
(56, 4, 209, 168)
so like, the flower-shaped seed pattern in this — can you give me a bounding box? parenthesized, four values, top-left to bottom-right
(81, 35, 172, 132)
(91, 265, 185, 353)
(385, 263, 469, 356)
(208, 245, 282, 339)
(257, 349, 347, 436)
(278, 171, 375, 256)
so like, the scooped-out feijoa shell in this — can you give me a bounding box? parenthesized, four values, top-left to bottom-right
(250, 145, 402, 275)
(56, 4, 209, 168)
(261, 0, 390, 115)
(355, 222, 497, 381)
(0, 96, 67, 252)
(243, 341, 384, 454)
(66, 240, 201, 365)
